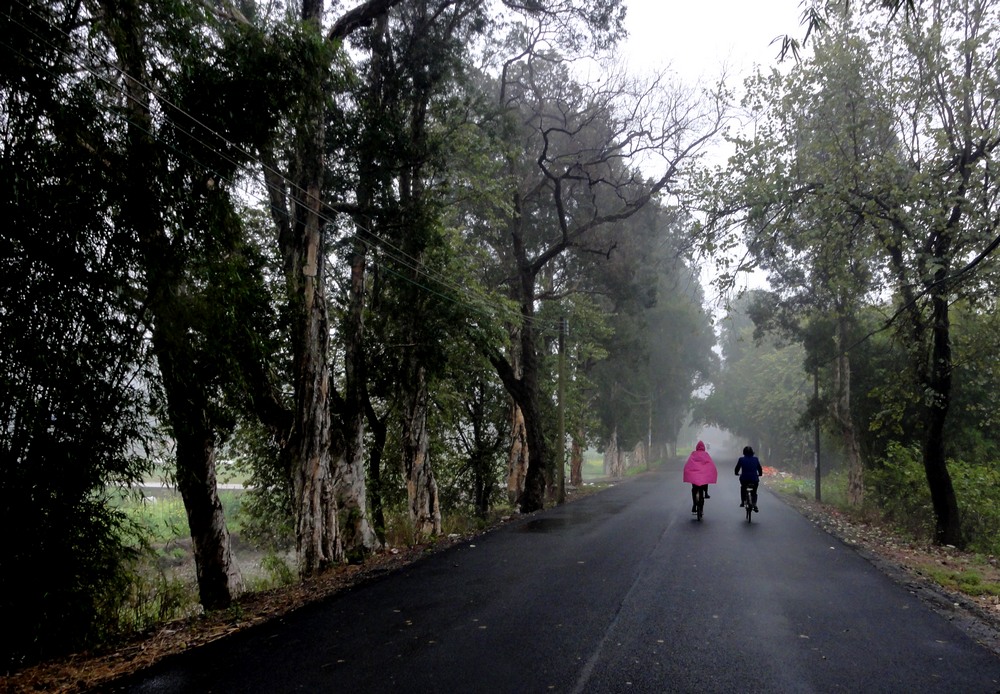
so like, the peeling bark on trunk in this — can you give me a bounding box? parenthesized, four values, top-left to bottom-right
(288, 279, 342, 572)
(336, 11, 387, 560)
(633, 441, 647, 472)
(264, 151, 343, 573)
(507, 404, 529, 505)
(277, 4, 342, 571)
(337, 224, 376, 557)
(336, 237, 377, 555)
(402, 363, 441, 537)
(604, 429, 626, 479)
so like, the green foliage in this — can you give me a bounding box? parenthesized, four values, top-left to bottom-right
(949, 463, 1000, 556)
(867, 444, 1000, 554)
(865, 443, 936, 540)
(230, 422, 295, 553)
(124, 490, 245, 544)
(247, 553, 298, 592)
(0, 0, 157, 666)
(584, 203, 714, 453)
(382, 507, 421, 548)
(115, 562, 197, 636)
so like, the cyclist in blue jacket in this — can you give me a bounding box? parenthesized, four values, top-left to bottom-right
(735, 446, 763, 512)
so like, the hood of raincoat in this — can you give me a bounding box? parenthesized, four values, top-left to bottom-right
(683, 440, 718, 485)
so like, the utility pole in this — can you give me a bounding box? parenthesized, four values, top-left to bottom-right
(814, 365, 821, 501)
(557, 317, 567, 504)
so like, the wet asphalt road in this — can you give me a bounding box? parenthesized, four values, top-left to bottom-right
(115, 460, 1000, 693)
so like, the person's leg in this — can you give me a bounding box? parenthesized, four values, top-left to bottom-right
(691, 485, 698, 512)
(704, 485, 711, 499)
(740, 483, 747, 507)
(751, 482, 759, 511)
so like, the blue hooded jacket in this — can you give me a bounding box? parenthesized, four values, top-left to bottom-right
(735, 455, 763, 483)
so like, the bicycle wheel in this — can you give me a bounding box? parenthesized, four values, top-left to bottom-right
(746, 499, 752, 523)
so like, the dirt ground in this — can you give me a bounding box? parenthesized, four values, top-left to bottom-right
(4, 479, 1000, 693)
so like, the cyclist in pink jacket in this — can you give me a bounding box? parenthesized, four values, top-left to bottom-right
(683, 441, 718, 513)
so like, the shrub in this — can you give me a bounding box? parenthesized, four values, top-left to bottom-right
(865, 443, 935, 540)
(948, 461, 1000, 555)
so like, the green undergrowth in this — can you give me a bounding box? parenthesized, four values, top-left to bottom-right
(923, 567, 1000, 597)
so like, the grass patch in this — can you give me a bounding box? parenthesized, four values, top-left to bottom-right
(246, 552, 298, 592)
(122, 490, 245, 544)
(581, 452, 604, 481)
(923, 568, 1000, 597)
(766, 470, 852, 508)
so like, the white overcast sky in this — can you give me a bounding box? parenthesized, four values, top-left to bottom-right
(619, 0, 807, 83)
(618, 1, 808, 303)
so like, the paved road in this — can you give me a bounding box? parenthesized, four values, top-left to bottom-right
(116, 460, 1000, 693)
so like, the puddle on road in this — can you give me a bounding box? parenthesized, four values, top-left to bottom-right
(515, 517, 574, 533)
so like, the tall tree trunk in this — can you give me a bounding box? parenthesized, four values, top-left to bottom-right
(633, 441, 648, 472)
(287, 270, 342, 572)
(887, 231, 962, 547)
(263, 151, 342, 573)
(570, 431, 584, 487)
(401, 363, 441, 536)
(473, 450, 490, 519)
(507, 404, 529, 505)
(517, 382, 548, 511)
(336, 10, 388, 559)
(511, 268, 548, 512)
(365, 400, 388, 544)
(923, 292, 962, 546)
(173, 424, 243, 608)
(338, 236, 375, 555)
(338, 234, 377, 555)
(155, 326, 244, 609)
(103, 0, 242, 605)
(279, 1, 342, 573)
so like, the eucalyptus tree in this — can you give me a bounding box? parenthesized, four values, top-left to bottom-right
(700, 0, 1000, 545)
(256, 0, 415, 572)
(337, 0, 513, 539)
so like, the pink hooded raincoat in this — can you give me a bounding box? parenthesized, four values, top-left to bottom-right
(683, 441, 718, 486)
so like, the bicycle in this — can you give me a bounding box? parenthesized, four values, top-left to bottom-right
(693, 485, 705, 520)
(740, 482, 758, 523)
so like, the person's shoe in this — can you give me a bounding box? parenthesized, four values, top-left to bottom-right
(753, 505, 759, 512)
(705, 493, 711, 499)
(692, 504, 697, 512)
(739, 501, 745, 507)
